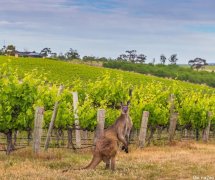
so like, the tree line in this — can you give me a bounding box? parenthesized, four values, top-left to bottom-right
(0, 44, 209, 70)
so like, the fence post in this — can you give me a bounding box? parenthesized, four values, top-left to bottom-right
(44, 85, 64, 151)
(82, 130, 88, 145)
(138, 111, 149, 148)
(203, 111, 213, 142)
(94, 109, 106, 145)
(33, 107, 44, 154)
(184, 129, 188, 138)
(168, 113, 178, 142)
(168, 94, 178, 142)
(72, 92, 81, 148)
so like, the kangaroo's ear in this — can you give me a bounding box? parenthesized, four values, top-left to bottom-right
(115, 105, 121, 110)
(129, 89, 133, 97)
(127, 100, 130, 105)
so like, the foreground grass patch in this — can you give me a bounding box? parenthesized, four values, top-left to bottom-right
(0, 142, 215, 180)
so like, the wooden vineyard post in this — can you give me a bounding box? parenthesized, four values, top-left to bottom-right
(202, 111, 213, 142)
(184, 129, 188, 138)
(13, 130, 18, 146)
(168, 113, 178, 142)
(94, 109, 106, 145)
(72, 92, 81, 148)
(44, 85, 64, 151)
(82, 130, 88, 145)
(138, 111, 149, 148)
(33, 107, 44, 154)
(168, 94, 178, 142)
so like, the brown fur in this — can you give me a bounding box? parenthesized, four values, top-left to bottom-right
(83, 102, 132, 170)
(124, 115, 133, 148)
(124, 106, 133, 144)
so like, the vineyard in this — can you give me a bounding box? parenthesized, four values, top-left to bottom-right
(0, 55, 210, 87)
(0, 56, 215, 155)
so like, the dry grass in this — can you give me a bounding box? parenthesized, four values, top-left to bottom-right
(0, 141, 215, 180)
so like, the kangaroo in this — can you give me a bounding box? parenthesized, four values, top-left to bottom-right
(122, 109, 133, 152)
(83, 101, 131, 170)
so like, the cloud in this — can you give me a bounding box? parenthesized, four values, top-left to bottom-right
(0, 0, 215, 62)
(0, 20, 11, 25)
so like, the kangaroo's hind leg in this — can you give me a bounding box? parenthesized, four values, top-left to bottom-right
(104, 158, 110, 169)
(103, 157, 110, 169)
(110, 156, 116, 171)
(102, 156, 111, 169)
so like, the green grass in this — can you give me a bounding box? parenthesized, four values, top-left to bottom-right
(205, 65, 215, 71)
(180, 65, 215, 71)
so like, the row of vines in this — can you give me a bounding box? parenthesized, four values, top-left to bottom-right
(0, 63, 215, 151)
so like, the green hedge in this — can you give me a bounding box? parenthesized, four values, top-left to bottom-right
(103, 61, 215, 87)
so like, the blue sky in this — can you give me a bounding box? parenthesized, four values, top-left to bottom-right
(1, 0, 215, 63)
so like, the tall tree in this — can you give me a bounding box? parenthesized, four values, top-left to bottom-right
(65, 48, 80, 60)
(188, 58, 208, 71)
(0, 45, 6, 55)
(169, 54, 178, 64)
(117, 50, 146, 64)
(125, 50, 137, 63)
(160, 54, 166, 65)
(117, 54, 128, 61)
(6, 45, 16, 56)
(40, 48, 51, 57)
(136, 54, 147, 63)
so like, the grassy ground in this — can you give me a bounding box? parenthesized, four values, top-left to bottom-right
(205, 66, 215, 72)
(0, 142, 215, 180)
(180, 64, 215, 72)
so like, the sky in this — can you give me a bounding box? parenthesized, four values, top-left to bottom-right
(0, 0, 215, 63)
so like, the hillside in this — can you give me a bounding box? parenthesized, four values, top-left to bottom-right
(103, 61, 215, 87)
(0, 56, 213, 91)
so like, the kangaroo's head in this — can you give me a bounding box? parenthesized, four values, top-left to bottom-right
(120, 101, 130, 114)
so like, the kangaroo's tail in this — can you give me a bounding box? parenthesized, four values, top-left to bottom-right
(62, 155, 102, 173)
(82, 155, 102, 169)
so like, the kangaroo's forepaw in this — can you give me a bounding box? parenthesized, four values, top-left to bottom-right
(122, 146, 128, 153)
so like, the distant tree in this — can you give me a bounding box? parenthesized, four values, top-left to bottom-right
(169, 54, 178, 64)
(82, 56, 96, 61)
(136, 54, 147, 63)
(0, 45, 6, 55)
(65, 48, 80, 60)
(117, 54, 128, 61)
(160, 54, 166, 65)
(6, 45, 16, 56)
(125, 50, 137, 63)
(98, 57, 108, 62)
(188, 58, 208, 71)
(40, 48, 51, 57)
(50, 53, 57, 59)
(117, 50, 146, 64)
(57, 52, 66, 60)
